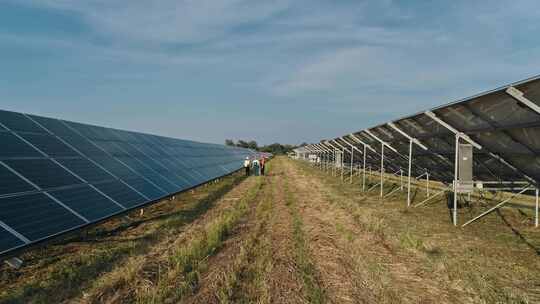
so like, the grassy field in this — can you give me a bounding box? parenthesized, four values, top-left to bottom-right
(1, 156, 539, 303)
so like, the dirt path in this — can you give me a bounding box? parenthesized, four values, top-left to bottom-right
(182, 158, 308, 304)
(284, 158, 456, 304)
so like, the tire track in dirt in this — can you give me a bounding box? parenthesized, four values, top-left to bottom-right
(182, 158, 307, 304)
(265, 165, 307, 304)
(180, 175, 272, 304)
(285, 159, 453, 304)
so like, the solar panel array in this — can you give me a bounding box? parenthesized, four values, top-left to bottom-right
(0, 110, 253, 258)
(301, 75, 540, 189)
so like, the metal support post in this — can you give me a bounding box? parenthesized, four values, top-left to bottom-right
(462, 187, 531, 227)
(426, 172, 430, 197)
(362, 145, 367, 191)
(5, 257, 23, 269)
(407, 139, 412, 207)
(380, 144, 385, 198)
(453, 135, 460, 226)
(534, 188, 538, 228)
(400, 169, 403, 191)
(341, 147, 345, 181)
(350, 146, 354, 183)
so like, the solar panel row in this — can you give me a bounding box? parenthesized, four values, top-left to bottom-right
(0, 110, 252, 256)
(301, 75, 540, 190)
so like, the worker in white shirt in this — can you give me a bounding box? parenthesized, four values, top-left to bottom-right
(243, 157, 251, 176)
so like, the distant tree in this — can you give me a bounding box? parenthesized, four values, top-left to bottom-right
(237, 140, 249, 148)
(260, 143, 297, 155)
(247, 140, 258, 150)
(224, 138, 299, 155)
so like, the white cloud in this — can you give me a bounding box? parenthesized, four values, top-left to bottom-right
(5, 0, 540, 143)
(19, 0, 292, 43)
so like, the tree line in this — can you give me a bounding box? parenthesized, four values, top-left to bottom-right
(225, 139, 307, 155)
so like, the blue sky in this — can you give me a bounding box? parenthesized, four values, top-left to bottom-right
(1, 1, 539, 145)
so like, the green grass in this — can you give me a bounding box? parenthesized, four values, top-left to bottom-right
(294, 159, 540, 304)
(283, 175, 326, 304)
(0, 173, 246, 304)
(137, 176, 264, 303)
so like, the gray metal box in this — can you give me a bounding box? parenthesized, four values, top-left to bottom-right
(335, 151, 343, 168)
(457, 143, 473, 193)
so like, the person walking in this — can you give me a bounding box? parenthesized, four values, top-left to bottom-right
(252, 158, 261, 176)
(243, 157, 251, 176)
(260, 157, 266, 175)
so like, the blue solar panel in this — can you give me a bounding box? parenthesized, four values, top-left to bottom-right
(0, 133, 42, 158)
(116, 157, 180, 192)
(0, 226, 24, 253)
(61, 136, 110, 158)
(124, 177, 166, 200)
(0, 193, 85, 241)
(49, 185, 123, 221)
(93, 180, 146, 208)
(89, 156, 135, 179)
(56, 158, 115, 183)
(19, 133, 79, 157)
(0, 164, 35, 196)
(4, 159, 82, 190)
(0, 110, 45, 134)
(0, 110, 253, 257)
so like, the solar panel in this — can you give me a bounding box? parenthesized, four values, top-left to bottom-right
(0, 109, 253, 258)
(316, 76, 540, 189)
(0, 193, 86, 241)
(0, 164, 35, 196)
(303, 75, 540, 226)
(49, 185, 124, 221)
(0, 132, 42, 158)
(0, 226, 24, 253)
(3, 159, 82, 190)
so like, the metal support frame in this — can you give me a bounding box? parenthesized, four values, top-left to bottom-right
(387, 122, 429, 207)
(341, 137, 365, 184)
(380, 144, 384, 197)
(506, 87, 540, 115)
(331, 140, 348, 182)
(323, 141, 340, 177)
(454, 181, 540, 227)
(425, 111, 482, 226)
(534, 189, 538, 228)
(363, 130, 399, 198)
(367, 182, 381, 193)
(462, 186, 534, 227)
(413, 188, 447, 208)
(4, 257, 23, 269)
(348, 134, 376, 192)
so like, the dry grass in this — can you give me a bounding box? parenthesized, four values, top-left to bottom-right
(0, 173, 247, 304)
(185, 158, 309, 304)
(295, 159, 540, 303)
(122, 176, 264, 304)
(283, 174, 326, 304)
(3, 157, 538, 304)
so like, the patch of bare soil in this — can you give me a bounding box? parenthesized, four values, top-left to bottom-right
(284, 159, 454, 304)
